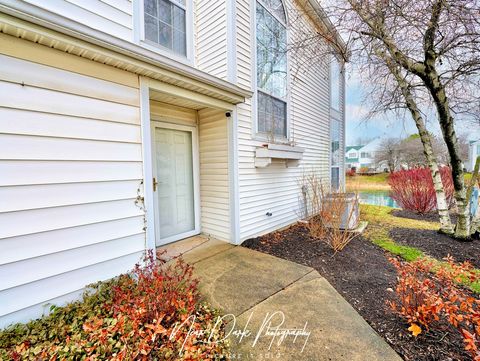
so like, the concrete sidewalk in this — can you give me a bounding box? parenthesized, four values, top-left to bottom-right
(158, 236, 401, 360)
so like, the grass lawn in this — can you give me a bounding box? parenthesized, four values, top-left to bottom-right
(361, 204, 480, 293)
(346, 172, 391, 191)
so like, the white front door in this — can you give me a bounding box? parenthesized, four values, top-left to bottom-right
(152, 124, 198, 245)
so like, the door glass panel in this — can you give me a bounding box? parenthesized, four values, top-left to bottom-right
(154, 128, 194, 240)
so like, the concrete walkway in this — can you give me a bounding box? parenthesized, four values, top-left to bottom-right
(158, 236, 401, 360)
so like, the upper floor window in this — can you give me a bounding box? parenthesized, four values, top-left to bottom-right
(348, 151, 357, 158)
(331, 118, 341, 189)
(256, 0, 288, 138)
(144, 0, 186, 56)
(360, 152, 371, 158)
(330, 57, 342, 111)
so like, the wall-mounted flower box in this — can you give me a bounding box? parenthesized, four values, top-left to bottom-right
(254, 143, 304, 168)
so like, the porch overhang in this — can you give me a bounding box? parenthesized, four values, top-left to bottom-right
(0, 2, 252, 106)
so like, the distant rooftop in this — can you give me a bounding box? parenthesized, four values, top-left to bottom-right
(346, 145, 364, 152)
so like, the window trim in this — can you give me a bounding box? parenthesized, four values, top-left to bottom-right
(331, 166, 341, 191)
(329, 54, 345, 190)
(252, 0, 291, 143)
(330, 56, 342, 112)
(133, 0, 194, 64)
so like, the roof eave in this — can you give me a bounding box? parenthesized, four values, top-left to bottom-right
(0, 0, 252, 104)
(304, 0, 349, 61)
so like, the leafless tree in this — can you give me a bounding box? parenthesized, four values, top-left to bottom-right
(285, 0, 480, 236)
(338, 0, 480, 238)
(289, 0, 480, 238)
(285, 1, 457, 234)
(375, 137, 402, 172)
(399, 134, 449, 167)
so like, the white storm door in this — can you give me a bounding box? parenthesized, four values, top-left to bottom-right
(152, 125, 197, 245)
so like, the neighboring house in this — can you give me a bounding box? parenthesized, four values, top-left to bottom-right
(467, 140, 480, 172)
(345, 138, 384, 172)
(345, 145, 363, 169)
(0, 0, 345, 327)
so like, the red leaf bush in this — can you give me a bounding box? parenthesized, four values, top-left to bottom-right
(0, 251, 229, 360)
(388, 257, 480, 360)
(346, 169, 356, 177)
(388, 167, 454, 214)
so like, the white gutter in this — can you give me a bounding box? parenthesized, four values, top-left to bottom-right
(306, 0, 348, 60)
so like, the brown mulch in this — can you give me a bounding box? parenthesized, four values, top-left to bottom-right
(391, 209, 442, 222)
(390, 227, 480, 268)
(241, 223, 471, 361)
(391, 209, 459, 225)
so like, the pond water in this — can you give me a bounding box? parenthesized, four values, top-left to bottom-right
(358, 191, 399, 208)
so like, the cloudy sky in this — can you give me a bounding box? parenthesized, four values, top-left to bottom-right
(344, 66, 479, 146)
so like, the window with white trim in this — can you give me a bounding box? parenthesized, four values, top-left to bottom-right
(256, 0, 288, 138)
(331, 57, 342, 111)
(144, 0, 187, 56)
(331, 118, 341, 190)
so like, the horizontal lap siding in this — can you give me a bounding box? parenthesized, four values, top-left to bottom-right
(23, 0, 133, 41)
(198, 109, 231, 241)
(195, 0, 228, 79)
(0, 40, 144, 328)
(236, 0, 331, 241)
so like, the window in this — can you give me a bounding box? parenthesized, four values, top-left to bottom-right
(144, 0, 186, 56)
(348, 151, 357, 158)
(331, 167, 340, 191)
(331, 118, 341, 189)
(361, 152, 371, 158)
(330, 57, 342, 111)
(256, 0, 288, 138)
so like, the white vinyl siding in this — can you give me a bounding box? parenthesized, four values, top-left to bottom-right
(21, 0, 133, 41)
(198, 109, 231, 241)
(194, 0, 228, 79)
(235, 0, 338, 241)
(150, 99, 197, 126)
(236, 0, 253, 89)
(0, 38, 144, 328)
(149, 102, 231, 242)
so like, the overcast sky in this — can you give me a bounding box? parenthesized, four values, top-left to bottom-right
(344, 66, 480, 146)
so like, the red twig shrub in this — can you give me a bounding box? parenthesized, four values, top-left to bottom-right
(388, 167, 454, 214)
(388, 257, 480, 360)
(346, 169, 356, 177)
(1, 251, 229, 360)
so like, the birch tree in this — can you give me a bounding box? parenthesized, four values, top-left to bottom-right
(313, 0, 480, 239)
(340, 0, 480, 238)
(286, 0, 480, 237)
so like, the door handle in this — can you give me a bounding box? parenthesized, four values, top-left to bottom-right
(153, 177, 158, 192)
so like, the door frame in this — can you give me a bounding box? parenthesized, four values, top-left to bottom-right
(150, 121, 201, 246)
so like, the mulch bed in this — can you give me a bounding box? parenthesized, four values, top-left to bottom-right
(391, 209, 460, 226)
(391, 209, 442, 222)
(390, 227, 480, 268)
(242, 223, 471, 361)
